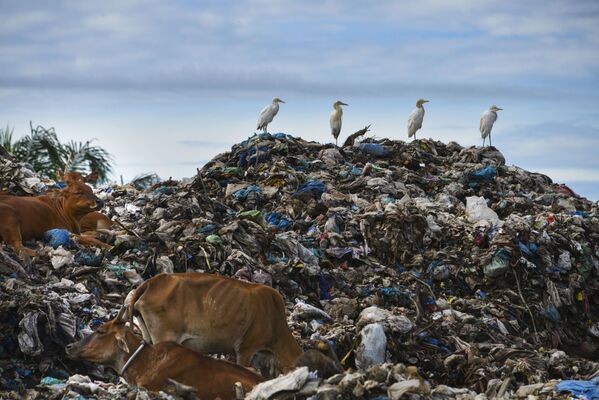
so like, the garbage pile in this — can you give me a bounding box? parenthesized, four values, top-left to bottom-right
(1, 133, 598, 399)
(0, 148, 53, 195)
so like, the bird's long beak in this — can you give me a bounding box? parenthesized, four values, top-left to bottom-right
(341, 102, 348, 106)
(497, 107, 503, 111)
(279, 99, 286, 103)
(424, 100, 429, 103)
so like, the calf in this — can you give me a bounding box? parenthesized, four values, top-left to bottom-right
(125, 272, 303, 373)
(0, 179, 107, 258)
(66, 319, 262, 400)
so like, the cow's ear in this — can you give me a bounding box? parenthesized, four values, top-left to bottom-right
(115, 333, 131, 354)
(85, 171, 99, 183)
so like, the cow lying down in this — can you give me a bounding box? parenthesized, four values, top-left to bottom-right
(66, 319, 263, 400)
(56, 171, 116, 233)
(0, 179, 109, 260)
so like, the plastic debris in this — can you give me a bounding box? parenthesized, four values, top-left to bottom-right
(355, 323, 387, 369)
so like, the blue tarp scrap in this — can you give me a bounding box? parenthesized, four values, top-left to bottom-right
(265, 212, 293, 230)
(293, 181, 327, 198)
(233, 185, 262, 201)
(556, 376, 599, 400)
(357, 143, 390, 157)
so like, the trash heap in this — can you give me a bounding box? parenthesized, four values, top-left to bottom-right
(0, 148, 54, 195)
(1, 133, 598, 399)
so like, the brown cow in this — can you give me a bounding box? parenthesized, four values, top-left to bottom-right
(66, 319, 262, 400)
(0, 179, 108, 258)
(57, 171, 115, 233)
(125, 272, 303, 373)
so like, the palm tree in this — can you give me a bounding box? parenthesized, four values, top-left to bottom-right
(1, 122, 113, 183)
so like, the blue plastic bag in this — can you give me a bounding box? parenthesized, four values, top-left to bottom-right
(294, 181, 327, 198)
(469, 166, 497, 182)
(358, 143, 390, 157)
(233, 185, 262, 201)
(198, 223, 218, 234)
(265, 212, 292, 230)
(43, 229, 74, 249)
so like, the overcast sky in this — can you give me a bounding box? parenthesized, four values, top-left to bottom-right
(1, 0, 598, 200)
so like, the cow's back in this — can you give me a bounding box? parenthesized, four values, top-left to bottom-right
(132, 273, 302, 369)
(135, 273, 260, 353)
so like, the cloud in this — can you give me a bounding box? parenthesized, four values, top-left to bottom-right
(1, 0, 598, 98)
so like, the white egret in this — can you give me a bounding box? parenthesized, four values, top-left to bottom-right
(480, 105, 503, 147)
(407, 99, 429, 140)
(330, 100, 348, 146)
(256, 97, 285, 133)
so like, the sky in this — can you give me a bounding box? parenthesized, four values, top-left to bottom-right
(1, 0, 598, 200)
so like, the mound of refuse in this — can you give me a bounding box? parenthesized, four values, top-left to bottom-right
(1, 133, 598, 399)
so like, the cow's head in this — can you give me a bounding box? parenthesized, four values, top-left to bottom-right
(61, 179, 104, 218)
(65, 318, 135, 367)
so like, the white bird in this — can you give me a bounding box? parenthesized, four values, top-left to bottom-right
(256, 97, 285, 133)
(407, 99, 429, 140)
(330, 100, 348, 146)
(480, 105, 503, 147)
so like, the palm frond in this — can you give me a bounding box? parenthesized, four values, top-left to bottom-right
(0, 125, 15, 153)
(63, 140, 113, 183)
(8, 123, 114, 183)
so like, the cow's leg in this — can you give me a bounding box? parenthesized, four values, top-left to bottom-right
(0, 213, 34, 260)
(76, 233, 112, 249)
(236, 338, 268, 367)
(236, 349, 255, 367)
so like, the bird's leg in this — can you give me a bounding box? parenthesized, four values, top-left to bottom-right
(482, 137, 486, 147)
(489, 134, 492, 147)
(335, 138, 338, 147)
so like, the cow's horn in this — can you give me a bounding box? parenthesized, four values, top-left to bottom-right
(115, 305, 126, 321)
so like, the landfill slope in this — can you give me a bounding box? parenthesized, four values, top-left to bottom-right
(0, 134, 598, 399)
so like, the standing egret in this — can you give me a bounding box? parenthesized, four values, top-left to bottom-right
(480, 105, 503, 147)
(407, 99, 429, 140)
(330, 100, 348, 146)
(257, 97, 285, 133)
